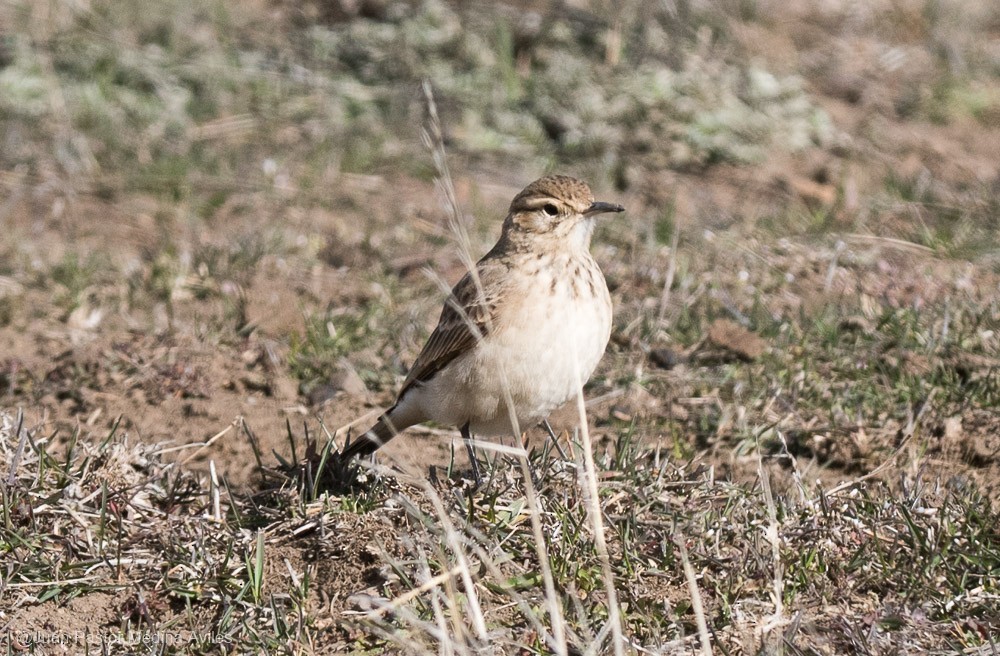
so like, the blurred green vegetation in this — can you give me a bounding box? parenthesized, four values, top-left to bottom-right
(0, 0, 832, 204)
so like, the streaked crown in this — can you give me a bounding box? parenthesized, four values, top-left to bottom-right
(509, 174, 595, 216)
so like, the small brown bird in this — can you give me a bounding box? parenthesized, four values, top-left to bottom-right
(341, 175, 623, 476)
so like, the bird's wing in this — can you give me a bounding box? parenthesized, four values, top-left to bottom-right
(398, 263, 503, 398)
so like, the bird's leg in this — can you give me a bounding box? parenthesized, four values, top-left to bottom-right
(540, 419, 569, 460)
(461, 422, 482, 487)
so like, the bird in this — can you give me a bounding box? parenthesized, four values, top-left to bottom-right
(340, 174, 624, 480)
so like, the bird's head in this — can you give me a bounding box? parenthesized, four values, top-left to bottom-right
(502, 175, 624, 248)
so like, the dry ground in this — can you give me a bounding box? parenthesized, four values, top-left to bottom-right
(1, 0, 999, 654)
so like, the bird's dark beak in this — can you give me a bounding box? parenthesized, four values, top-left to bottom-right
(584, 201, 625, 216)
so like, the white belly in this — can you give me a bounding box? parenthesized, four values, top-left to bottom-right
(416, 263, 612, 435)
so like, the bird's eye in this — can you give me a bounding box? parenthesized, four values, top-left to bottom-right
(542, 204, 558, 216)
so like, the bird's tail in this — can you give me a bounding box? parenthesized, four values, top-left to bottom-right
(339, 409, 402, 461)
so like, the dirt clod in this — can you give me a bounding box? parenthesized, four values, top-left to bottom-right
(703, 319, 767, 362)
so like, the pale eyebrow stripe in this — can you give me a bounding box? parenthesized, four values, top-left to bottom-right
(516, 196, 558, 210)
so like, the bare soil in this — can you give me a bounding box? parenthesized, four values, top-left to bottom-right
(2, 1, 1000, 651)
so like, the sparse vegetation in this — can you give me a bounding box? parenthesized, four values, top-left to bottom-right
(2, 0, 1000, 654)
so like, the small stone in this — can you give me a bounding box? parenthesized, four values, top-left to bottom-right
(331, 367, 367, 397)
(241, 348, 263, 367)
(347, 593, 380, 612)
(306, 384, 337, 406)
(669, 403, 689, 420)
(610, 406, 632, 422)
(705, 319, 766, 362)
(943, 416, 962, 441)
(241, 372, 271, 393)
(649, 347, 682, 370)
(784, 175, 837, 209)
(838, 315, 873, 332)
(306, 367, 367, 405)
